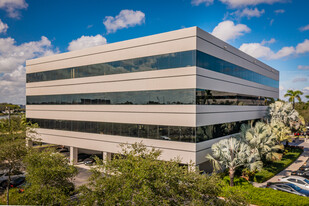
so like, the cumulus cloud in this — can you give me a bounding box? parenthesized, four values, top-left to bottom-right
(68, 35, 107, 51)
(0, 0, 28, 18)
(274, 9, 285, 14)
(232, 8, 265, 19)
(0, 19, 8, 33)
(219, 0, 286, 8)
(296, 39, 309, 54)
(239, 39, 309, 60)
(0, 36, 57, 104)
(211, 20, 250, 42)
(103, 10, 145, 33)
(300, 25, 309, 32)
(191, 0, 214, 6)
(261, 38, 276, 45)
(303, 87, 309, 94)
(298, 65, 309, 70)
(292, 77, 307, 83)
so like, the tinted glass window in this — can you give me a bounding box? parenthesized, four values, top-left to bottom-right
(27, 118, 259, 143)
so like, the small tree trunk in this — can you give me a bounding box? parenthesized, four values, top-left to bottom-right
(229, 168, 235, 187)
(285, 140, 289, 147)
(6, 176, 11, 205)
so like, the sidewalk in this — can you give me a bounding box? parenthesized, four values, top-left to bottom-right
(252, 139, 309, 188)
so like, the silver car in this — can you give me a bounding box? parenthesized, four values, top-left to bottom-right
(267, 182, 309, 197)
(278, 176, 309, 190)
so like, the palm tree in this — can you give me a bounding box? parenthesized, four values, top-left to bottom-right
(240, 122, 282, 161)
(206, 137, 262, 186)
(284, 90, 303, 109)
(270, 120, 291, 147)
(267, 101, 300, 130)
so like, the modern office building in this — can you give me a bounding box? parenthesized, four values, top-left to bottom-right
(26, 27, 279, 169)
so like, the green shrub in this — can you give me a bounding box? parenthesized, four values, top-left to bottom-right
(253, 146, 303, 182)
(222, 177, 309, 206)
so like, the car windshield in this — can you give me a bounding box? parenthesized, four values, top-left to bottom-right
(304, 179, 309, 184)
(287, 183, 302, 191)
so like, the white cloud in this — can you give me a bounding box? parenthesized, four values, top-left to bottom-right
(191, 0, 214, 6)
(234, 8, 265, 19)
(296, 39, 309, 54)
(274, 9, 285, 14)
(303, 87, 309, 94)
(300, 25, 309, 32)
(0, 0, 28, 18)
(103, 10, 145, 33)
(271, 46, 295, 59)
(239, 43, 273, 59)
(68, 35, 107, 51)
(0, 19, 8, 33)
(0, 36, 57, 104)
(279, 86, 284, 91)
(211, 20, 250, 42)
(219, 0, 286, 8)
(239, 39, 309, 60)
(298, 65, 309, 70)
(292, 77, 307, 83)
(261, 38, 276, 45)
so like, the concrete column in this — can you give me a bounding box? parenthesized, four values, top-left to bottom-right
(70, 147, 78, 165)
(103, 151, 112, 162)
(26, 139, 33, 147)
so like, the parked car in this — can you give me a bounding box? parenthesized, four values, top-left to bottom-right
(291, 170, 309, 178)
(0, 171, 24, 187)
(83, 155, 102, 166)
(78, 153, 91, 162)
(266, 182, 309, 197)
(299, 165, 309, 171)
(278, 176, 309, 190)
(57, 147, 69, 153)
(1, 176, 25, 188)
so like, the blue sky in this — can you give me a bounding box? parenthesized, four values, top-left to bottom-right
(0, 0, 308, 104)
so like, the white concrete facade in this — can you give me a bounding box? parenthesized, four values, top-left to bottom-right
(26, 27, 279, 167)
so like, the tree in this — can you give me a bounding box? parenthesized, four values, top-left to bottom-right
(270, 120, 291, 146)
(267, 101, 300, 130)
(206, 137, 262, 187)
(17, 149, 78, 205)
(240, 122, 282, 162)
(79, 142, 224, 205)
(306, 95, 309, 103)
(284, 90, 303, 109)
(0, 115, 37, 205)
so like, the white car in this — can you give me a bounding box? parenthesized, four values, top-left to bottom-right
(278, 176, 309, 190)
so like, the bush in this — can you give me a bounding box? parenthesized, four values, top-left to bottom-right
(222, 177, 309, 206)
(252, 146, 303, 182)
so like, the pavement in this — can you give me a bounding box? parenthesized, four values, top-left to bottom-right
(72, 163, 93, 187)
(252, 138, 309, 188)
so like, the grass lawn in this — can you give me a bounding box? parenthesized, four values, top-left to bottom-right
(222, 177, 309, 206)
(252, 146, 303, 183)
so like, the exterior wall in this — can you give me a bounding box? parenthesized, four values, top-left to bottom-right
(26, 26, 279, 166)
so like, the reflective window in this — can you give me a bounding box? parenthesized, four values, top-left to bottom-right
(26, 50, 278, 88)
(27, 118, 259, 143)
(196, 89, 267, 106)
(196, 51, 278, 88)
(27, 89, 271, 106)
(26, 50, 196, 83)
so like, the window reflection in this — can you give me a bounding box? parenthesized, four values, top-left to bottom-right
(27, 118, 259, 143)
(27, 89, 271, 106)
(26, 50, 278, 89)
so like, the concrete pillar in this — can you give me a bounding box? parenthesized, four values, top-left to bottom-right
(26, 139, 33, 147)
(70, 147, 78, 165)
(103, 151, 112, 162)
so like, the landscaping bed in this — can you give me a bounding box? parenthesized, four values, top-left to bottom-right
(252, 146, 303, 183)
(222, 177, 309, 206)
